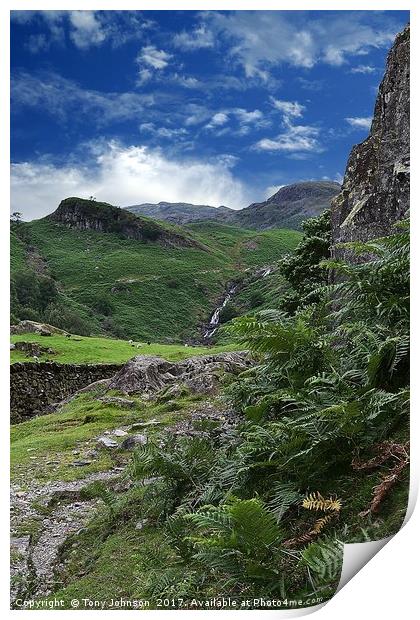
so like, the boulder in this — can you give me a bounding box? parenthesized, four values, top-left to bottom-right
(97, 436, 119, 449)
(120, 434, 148, 450)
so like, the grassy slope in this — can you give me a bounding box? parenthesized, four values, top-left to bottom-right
(10, 333, 237, 365)
(11, 391, 198, 484)
(11, 220, 301, 341)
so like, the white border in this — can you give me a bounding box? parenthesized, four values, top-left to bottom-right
(1, 1, 418, 618)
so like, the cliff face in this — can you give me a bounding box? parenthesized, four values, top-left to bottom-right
(47, 197, 199, 248)
(331, 25, 409, 249)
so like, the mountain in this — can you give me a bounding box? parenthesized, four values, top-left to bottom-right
(235, 181, 340, 230)
(124, 180, 341, 231)
(331, 24, 409, 251)
(126, 201, 235, 226)
(11, 199, 301, 342)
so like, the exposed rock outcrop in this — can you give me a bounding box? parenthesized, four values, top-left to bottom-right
(47, 197, 200, 249)
(107, 351, 251, 396)
(331, 25, 409, 251)
(11, 320, 67, 336)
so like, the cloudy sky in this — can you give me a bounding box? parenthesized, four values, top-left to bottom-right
(11, 9, 409, 219)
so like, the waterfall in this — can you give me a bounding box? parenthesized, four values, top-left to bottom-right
(203, 264, 273, 340)
(203, 284, 238, 339)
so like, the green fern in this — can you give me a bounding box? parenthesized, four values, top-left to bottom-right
(300, 538, 343, 582)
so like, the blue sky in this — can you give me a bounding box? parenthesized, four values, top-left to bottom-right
(10, 9, 409, 219)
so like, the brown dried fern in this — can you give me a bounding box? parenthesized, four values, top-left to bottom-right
(352, 441, 409, 471)
(354, 442, 409, 517)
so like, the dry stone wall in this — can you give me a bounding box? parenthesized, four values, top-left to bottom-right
(11, 362, 122, 423)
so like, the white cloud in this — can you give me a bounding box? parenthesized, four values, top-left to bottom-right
(69, 11, 106, 49)
(173, 25, 214, 50)
(26, 33, 49, 54)
(350, 65, 376, 74)
(205, 112, 229, 130)
(255, 99, 320, 154)
(255, 121, 321, 153)
(11, 10, 150, 52)
(170, 73, 201, 88)
(12, 72, 153, 124)
(346, 116, 372, 130)
(137, 68, 152, 84)
(137, 45, 171, 69)
(270, 98, 305, 119)
(264, 184, 285, 198)
(234, 108, 263, 124)
(204, 11, 400, 79)
(11, 142, 252, 219)
(139, 123, 188, 139)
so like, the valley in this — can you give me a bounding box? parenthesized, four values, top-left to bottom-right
(11, 205, 301, 343)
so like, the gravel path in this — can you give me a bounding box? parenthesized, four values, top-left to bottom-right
(10, 401, 240, 605)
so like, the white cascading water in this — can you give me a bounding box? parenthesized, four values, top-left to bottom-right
(203, 284, 238, 339)
(203, 265, 273, 340)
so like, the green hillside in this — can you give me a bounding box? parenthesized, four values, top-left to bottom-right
(10, 206, 301, 342)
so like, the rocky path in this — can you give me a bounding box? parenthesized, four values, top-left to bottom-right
(10, 470, 121, 603)
(10, 398, 240, 606)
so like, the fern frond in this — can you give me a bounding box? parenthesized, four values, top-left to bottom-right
(302, 492, 342, 513)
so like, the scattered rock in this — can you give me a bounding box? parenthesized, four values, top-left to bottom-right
(112, 429, 128, 437)
(97, 436, 119, 449)
(10, 535, 32, 602)
(129, 419, 161, 429)
(156, 383, 188, 403)
(14, 341, 56, 357)
(72, 460, 92, 467)
(10, 343, 16, 350)
(10, 320, 67, 336)
(120, 434, 147, 450)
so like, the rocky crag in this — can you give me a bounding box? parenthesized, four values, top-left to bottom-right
(331, 24, 409, 250)
(48, 197, 200, 248)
